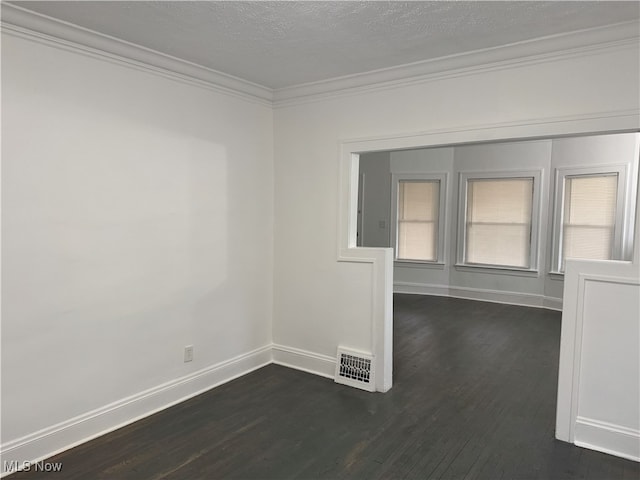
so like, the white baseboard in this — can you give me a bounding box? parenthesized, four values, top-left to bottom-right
(543, 296, 563, 311)
(1, 345, 272, 477)
(272, 344, 336, 379)
(394, 281, 450, 297)
(394, 281, 563, 311)
(575, 417, 640, 462)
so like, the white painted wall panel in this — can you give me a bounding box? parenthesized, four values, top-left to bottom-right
(557, 259, 640, 461)
(1, 34, 274, 446)
(578, 280, 640, 430)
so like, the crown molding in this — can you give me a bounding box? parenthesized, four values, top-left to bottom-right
(273, 20, 640, 108)
(2, 3, 638, 109)
(0, 3, 274, 106)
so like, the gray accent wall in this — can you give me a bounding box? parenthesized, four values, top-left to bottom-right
(358, 151, 392, 248)
(358, 133, 639, 308)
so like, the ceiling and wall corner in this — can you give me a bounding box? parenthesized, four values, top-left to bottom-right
(2, 1, 639, 106)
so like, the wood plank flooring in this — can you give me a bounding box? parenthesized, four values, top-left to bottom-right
(12, 295, 640, 479)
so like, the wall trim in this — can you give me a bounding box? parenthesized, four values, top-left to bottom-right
(0, 345, 272, 477)
(0, 3, 273, 106)
(394, 281, 450, 297)
(543, 296, 564, 311)
(272, 344, 336, 380)
(273, 21, 640, 107)
(2, 3, 637, 109)
(394, 281, 563, 311)
(341, 110, 640, 153)
(575, 417, 640, 462)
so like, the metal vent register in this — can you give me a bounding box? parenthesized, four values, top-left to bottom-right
(334, 348, 375, 392)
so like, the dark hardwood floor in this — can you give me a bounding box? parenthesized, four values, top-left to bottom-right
(12, 295, 640, 479)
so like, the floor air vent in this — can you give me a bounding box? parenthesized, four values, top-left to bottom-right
(334, 348, 375, 392)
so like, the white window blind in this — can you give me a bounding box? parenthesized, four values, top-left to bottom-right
(465, 178, 534, 268)
(561, 174, 618, 269)
(397, 180, 439, 261)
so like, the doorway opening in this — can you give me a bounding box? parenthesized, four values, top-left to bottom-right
(341, 128, 638, 457)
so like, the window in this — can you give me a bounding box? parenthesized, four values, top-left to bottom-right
(458, 171, 541, 271)
(552, 166, 630, 273)
(392, 174, 446, 263)
(562, 175, 617, 266)
(397, 181, 439, 261)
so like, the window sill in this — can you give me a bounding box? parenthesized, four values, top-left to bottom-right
(454, 263, 539, 277)
(395, 260, 446, 270)
(548, 271, 565, 279)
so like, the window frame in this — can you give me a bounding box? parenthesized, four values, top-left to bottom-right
(391, 173, 447, 265)
(456, 169, 542, 273)
(551, 164, 629, 274)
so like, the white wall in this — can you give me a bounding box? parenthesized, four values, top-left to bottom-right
(1, 33, 274, 466)
(557, 259, 640, 461)
(358, 151, 391, 248)
(273, 36, 638, 409)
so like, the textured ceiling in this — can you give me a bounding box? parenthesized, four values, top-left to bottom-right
(11, 1, 640, 89)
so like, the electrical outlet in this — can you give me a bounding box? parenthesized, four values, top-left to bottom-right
(184, 345, 194, 363)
